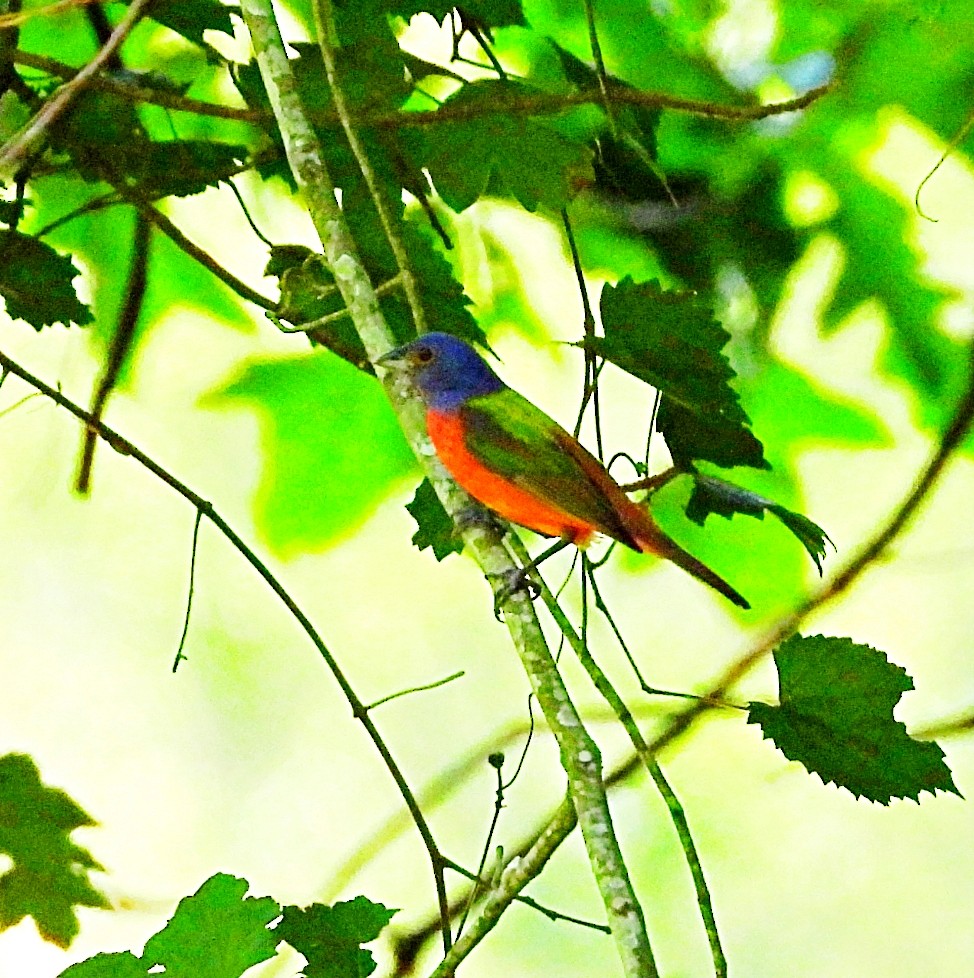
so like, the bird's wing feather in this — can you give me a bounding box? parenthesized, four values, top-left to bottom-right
(460, 388, 638, 546)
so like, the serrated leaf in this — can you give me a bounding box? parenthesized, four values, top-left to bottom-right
(406, 478, 464, 560)
(121, 141, 248, 198)
(748, 635, 961, 804)
(141, 874, 279, 978)
(278, 897, 397, 978)
(685, 474, 832, 572)
(0, 754, 109, 949)
(588, 277, 767, 470)
(413, 79, 594, 212)
(58, 952, 146, 978)
(0, 229, 92, 329)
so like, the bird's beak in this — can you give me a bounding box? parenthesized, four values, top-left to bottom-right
(375, 345, 410, 370)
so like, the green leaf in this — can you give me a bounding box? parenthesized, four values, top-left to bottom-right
(125, 0, 237, 45)
(748, 635, 961, 804)
(0, 753, 109, 949)
(588, 277, 767, 470)
(0, 229, 92, 329)
(406, 478, 464, 560)
(685, 474, 833, 572)
(58, 952, 147, 978)
(207, 352, 417, 555)
(384, 0, 524, 25)
(278, 897, 397, 978)
(413, 80, 594, 212)
(141, 874, 280, 978)
(119, 140, 249, 198)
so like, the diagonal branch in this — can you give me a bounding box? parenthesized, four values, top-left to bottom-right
(0, 0, 153, 178)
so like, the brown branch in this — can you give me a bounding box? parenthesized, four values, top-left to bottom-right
(7, 48, 831, 130)
(0, 0, 153, 177)
(134, 203, 277, 311)
(76, 211, 151, 494)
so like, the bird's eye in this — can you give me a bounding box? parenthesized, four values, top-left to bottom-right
(415, 346, 434, 363)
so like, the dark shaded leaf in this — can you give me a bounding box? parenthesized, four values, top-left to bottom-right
(0, 231, 92, 329)
(120, 140, 248, 198)
(129, 0, 237, 45)
(0, 754, 108, 948)
(413, 80, 594, 212)
(278, 897, 396, 978)
(685, 474, 832, 571)
(384, 0, 524, 26)
(588, 277, 767, 469)
(748, 635, 961, 804)
(406, 478, 464, 560)
(141, 874, 279, 978)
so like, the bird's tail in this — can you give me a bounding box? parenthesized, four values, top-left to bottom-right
(632, 522, 750, 610)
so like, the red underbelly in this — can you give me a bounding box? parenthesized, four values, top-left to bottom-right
(427, 409, 594, 545)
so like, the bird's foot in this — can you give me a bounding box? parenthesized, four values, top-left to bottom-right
(491, 567, 541, 621)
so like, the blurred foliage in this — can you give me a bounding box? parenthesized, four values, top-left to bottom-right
(2, 0, 967, 565)
(0, 754, 108, 949)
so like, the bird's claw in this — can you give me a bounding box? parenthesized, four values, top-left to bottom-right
(492, 567, 541, 620)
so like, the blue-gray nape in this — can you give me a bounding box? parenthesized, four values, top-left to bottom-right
(406, 333, 504, 412)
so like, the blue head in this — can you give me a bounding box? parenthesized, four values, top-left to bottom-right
(378, 332, 504, 412)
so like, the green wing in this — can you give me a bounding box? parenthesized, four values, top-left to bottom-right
(461, 388, 637, 545)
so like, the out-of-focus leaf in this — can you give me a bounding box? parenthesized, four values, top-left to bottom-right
(588, 277, 767, 469)
(208, 352, 417, 554)
(141, 874, 279, 978)
(685, 474, 832, 572)
(0, 230, 91, 329)
(278, 897, 397, 978)
(406, 478, 464, 560)
(748, 635, 961, 804)
(0, 754, 108, 949)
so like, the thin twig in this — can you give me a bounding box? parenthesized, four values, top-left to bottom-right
(171, 506, 204, 673)
(583, 0, 616, 135)
(136, 203, 277, 311)
(363, 670, 464, 712)
(6, 49, 831, 128)
(0, 0, 153, 178)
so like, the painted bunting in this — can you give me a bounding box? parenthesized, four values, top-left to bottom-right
(379, 332, 749, 609)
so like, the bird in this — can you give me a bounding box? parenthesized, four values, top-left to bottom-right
(379, 332, 749, 609)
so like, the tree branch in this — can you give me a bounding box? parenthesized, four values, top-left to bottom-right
(0, 0, 153, 178)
